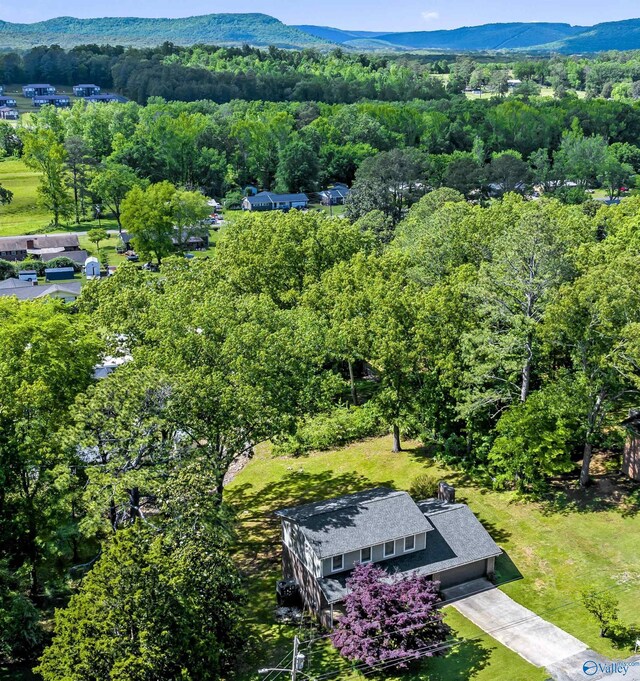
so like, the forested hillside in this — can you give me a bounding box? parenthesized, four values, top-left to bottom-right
(1, 13, 640, 52)
(0, 13, 325, 49)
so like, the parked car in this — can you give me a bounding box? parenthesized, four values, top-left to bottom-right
(126, 253, 139, 262)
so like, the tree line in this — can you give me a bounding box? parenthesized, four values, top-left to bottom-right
(7, 90, 640, 230)
(3, 192, 640, 675)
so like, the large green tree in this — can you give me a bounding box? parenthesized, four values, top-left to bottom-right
(0, 299, 99, 596)
(120, 182, 209, 263)
(21, 129, 73, 226)
(36, 505, 245, 680)
(89, 161, 145, 230)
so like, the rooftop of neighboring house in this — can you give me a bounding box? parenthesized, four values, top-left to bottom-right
(245, 191, 309, 204)
(0, 234, 80, 252)
(0, 280, 82, 301)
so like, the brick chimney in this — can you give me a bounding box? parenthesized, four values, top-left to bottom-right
(438, 482, 455, 504)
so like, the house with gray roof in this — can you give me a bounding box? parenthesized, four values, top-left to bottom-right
(319, 183, 350, 206)
(0, 279, 82, 302)
(73, 84, 101, 97)
(22, 84, 56, 97)
(276, 487, 501, 627)
(242, 191, 309, 212)
(84, 93, 129, 104)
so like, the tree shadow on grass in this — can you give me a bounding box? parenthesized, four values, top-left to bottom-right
(405, 638, 492, 681)
(472, 514, 512, 545)
(539, 474, 640, 518)
(226, 469, 396, 574)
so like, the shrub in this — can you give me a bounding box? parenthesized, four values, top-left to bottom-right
(17, 259, 46, 277)
(582, 589, 620, 638)
(45, 256, 81, 273)
(0, 258, 17, 280)
(332, 563, 449, 668)
(0, 561, 42, 662)
(273, 404, 382, 456)
(408, 473, 439, 501)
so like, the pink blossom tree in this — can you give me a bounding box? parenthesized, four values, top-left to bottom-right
(331, 562, 449, 668)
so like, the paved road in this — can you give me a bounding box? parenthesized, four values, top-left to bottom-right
(548, 650, 640, 681)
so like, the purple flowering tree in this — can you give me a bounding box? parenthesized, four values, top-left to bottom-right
(331, 562, 449, 668)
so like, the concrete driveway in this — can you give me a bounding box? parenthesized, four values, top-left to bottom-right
(452, 588, 587, 668)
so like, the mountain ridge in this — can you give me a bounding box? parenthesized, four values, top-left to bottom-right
(0, 13, 638, 52)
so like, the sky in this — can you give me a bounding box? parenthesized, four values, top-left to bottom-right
(2, 0, 639, 32)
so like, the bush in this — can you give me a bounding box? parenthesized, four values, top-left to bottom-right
(0, 258, 17, 280)
(273, 404, 383, 456)
(17, 259, 46, 277)
(45, 256, 81, 273)
(409, 473, 439, 501)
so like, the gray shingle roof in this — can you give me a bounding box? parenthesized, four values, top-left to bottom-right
(0, 234, 80, 251)
(276, 488, 433, 560)
(0, 277, 32, 290)
(317, 499, 502, 603)
(0, 280, 82, 301)
(246, 192, 309, 205)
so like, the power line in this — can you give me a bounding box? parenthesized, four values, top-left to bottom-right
(309, 577, 640, 681)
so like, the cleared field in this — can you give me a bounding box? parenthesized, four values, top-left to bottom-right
(0, 158, 119, 237)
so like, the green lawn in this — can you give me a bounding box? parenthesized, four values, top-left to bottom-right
(0, 158, 119, 237)
(224, 434, 640, 680)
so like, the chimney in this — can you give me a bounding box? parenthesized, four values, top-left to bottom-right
(438, 482, 455, 504)
(26, 239, 34, 249)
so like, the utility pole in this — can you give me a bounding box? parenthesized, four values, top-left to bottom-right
(258, 635, 307, 680)
(291, 636, 299, 681)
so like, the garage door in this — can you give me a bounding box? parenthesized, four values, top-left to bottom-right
(438, 560, 486, 588)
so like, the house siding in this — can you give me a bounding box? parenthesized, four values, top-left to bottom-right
(282, 544, 324, 613)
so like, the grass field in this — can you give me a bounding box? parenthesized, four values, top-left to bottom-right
(0, 157, 120, 237)
(226, 435, 640, 680)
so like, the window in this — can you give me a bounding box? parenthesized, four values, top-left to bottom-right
(404, 535, 415, 552)
(331, 555, 343, 572)
(384, 540, 395, 558)
(360, 547, 372, 563)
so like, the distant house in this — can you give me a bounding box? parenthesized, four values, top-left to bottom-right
(84, 256, 101, 279)
(0, 234, 82, 261)
(33, 94, 71, 108)
(40, 249, 88, 266)
(73, 84, 101, 97)
(0, 107, 18, 120)
(0, 276, 36, 291)
(0, 279, 81, 302)
(320, 183, 351, 206)
(242, 192, 309, 212)
(507, 79, 523, 88)
(84, 93, 128, 104)
(23, 84, 56, 97)
(0, 96, 17, 108)
(276, 487, 501, 627)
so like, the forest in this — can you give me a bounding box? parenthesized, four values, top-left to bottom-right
(2, 43, 640, 680)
